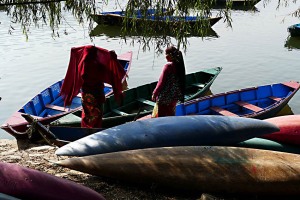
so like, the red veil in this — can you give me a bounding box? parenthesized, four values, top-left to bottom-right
(60, 45, 126, 107)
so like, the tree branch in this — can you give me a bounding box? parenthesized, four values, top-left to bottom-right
(0, 0, 66, 6)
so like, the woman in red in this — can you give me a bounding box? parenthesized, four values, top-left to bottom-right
(60, 45, 125, 128)
(151, 45, 186, 117)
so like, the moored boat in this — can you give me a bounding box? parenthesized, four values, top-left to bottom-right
(49, 67, 223, 129)
(1, 50, 133, 139)
(288, 23, 300, 37)
(175, 81, 300, 119)
(91, 10, 222, 29)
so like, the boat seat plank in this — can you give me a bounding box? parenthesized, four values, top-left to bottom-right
(45, 104, 69, 112)
(191, 83, 205, 88)
(269, 96, 282, 102)
(136, 98, 156, 107)
(235, 101, 263, 112)
(210, 106, 239, 117)
(112, 109, 128, 116)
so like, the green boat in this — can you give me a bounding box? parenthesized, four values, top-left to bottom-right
(50, 67, 223, 129)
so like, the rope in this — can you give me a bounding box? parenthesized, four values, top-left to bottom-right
(6, 122, 34, 136)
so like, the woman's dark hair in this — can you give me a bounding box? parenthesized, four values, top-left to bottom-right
(165, 46, 186, 102)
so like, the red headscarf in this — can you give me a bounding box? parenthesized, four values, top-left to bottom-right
(60, 45, 126, 106)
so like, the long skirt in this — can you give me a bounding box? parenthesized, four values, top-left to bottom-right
(151, 101, 177, 118)
(81, 93, 104, 128)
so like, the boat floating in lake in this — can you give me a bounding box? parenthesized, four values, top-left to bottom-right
(288, 23, 300, 37)
(176, 81, 300, 119)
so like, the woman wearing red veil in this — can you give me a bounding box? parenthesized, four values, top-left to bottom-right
(151, 45, 186, 117)
(60, 45, 126, 128)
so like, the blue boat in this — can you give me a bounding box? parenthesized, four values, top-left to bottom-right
(1, 51, 133, 139)
(176, 81, 300, 119)
(91, 10, 222, 28)
(288, 23, 300, 37)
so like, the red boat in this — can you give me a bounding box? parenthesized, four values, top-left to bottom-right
(260, 115, 300, 146)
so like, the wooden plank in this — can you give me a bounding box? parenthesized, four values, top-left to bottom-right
(112, 109, 128, 116)
(136, 98, 156, 107)
(191, 83, 205, 88)
(210, 106, 239, 117)
(45, 104, 69, 112)
(235, 101, 263, 112)
(269, 96, 282, 102)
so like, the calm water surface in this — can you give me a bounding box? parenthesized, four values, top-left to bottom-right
(0, 1, 300, 139)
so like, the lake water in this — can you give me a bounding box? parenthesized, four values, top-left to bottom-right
(0, 1, 300, 139)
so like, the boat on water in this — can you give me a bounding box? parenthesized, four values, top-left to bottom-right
(21, 67, 222, 144)
(91, 10, 222, 30)
(1, 51, 133, 139)
(175, 81, 300, 119)
(288, 23, 300, 37)
(24, 79, 299, 146)
(50, 67, 223, 128)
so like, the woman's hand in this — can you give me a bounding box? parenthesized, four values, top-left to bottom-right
(151, 94, 156, 101)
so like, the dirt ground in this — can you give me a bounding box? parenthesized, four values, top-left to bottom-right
(0, 139, 215, 200)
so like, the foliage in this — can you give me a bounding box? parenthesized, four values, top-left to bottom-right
(0, 0, 299, 52)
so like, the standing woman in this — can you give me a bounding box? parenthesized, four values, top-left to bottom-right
(151, 45, 186, 117)
(60, 45, 125, 128)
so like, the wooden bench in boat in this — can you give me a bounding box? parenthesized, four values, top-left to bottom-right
(112, 109, 128, 116)
(191, 83, 205, 88)
(234, 101, 263, 112)
(137, 98, 156, 107)
(45, 104, 69, 112)
(210, 106, 239, 117)
(268, 96, 282, 102)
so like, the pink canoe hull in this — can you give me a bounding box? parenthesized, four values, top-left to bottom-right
(261, 115, 300, 145)
(0, 162, 105, 200)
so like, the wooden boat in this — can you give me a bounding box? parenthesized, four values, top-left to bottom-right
(55, 115, 279, 156)
(0, 162, 105, 200)
(56, 146, 300, 196)
(288, 23, 300, 37)
(49, 67, 223, 129)
(21, 67, 222, 145)
(259, 115, 300, 146)
(91, 10, 222, 29)
(175, 81, 300, 119)
(236, 137, 300, 154)
(0, 51, 133, 139)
